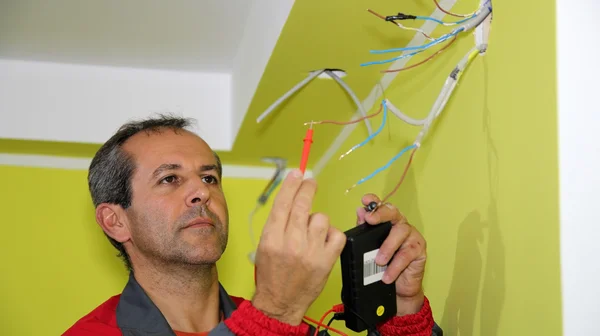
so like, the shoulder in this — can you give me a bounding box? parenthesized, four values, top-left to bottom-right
(62, 295, 122, 336)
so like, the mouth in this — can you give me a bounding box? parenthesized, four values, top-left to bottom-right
(183, 217, 214, 229)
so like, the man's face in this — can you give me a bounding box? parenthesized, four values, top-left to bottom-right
(122, 128, 229, 267)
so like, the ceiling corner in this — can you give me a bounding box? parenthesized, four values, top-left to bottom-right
(230, 0, 296, 144)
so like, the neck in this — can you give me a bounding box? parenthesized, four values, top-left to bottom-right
(133, 258, 221, 333)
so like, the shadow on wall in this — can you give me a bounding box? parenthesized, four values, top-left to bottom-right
(440, 58, 506, 336)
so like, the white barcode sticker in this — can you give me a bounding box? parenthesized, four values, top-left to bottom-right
(363, 249, 387, 286)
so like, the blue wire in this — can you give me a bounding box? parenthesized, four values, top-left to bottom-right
(414, 15, 474, 25)
(354, 144, 418, 187)
(359, 29, 460, 66)
(345, 100, 388, 155)
(360, 48, 425, 67)
(369, 28, 464, 54)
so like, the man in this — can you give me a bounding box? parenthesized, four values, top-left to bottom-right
(63, 115, 442, 336)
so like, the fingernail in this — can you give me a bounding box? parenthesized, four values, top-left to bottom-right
(382, 273, 391, 284)
(376, 253, 387, 265)
(291, 169, 303, 178)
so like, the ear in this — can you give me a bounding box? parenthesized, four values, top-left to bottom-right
(95, 203, 131, 243)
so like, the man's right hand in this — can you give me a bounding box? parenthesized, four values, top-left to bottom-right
(251, 169, 347, 326)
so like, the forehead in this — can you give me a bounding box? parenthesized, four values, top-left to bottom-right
(123, 128, 216, 169)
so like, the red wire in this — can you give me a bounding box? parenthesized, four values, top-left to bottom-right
(382, 35, 457, 73)
(312, 309, 336, 336)
(381, 147, 417, 204)
(433, 0, 469, 17)
(314, 104, 382, 126)
(304, 315, 348, 336)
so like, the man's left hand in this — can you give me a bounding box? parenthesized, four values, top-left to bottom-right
(356, 194, 427, 316)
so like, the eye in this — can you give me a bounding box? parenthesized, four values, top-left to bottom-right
(160, 175, 179, 184)
(202, 175, 219, 184)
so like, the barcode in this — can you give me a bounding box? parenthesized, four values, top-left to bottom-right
(364, 259, 387, 277)
(363, 249, 386, 286)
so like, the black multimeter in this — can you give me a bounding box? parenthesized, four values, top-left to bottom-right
(340, 220, 397, 333)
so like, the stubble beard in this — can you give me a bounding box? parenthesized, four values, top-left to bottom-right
(131, 204, 229, 268)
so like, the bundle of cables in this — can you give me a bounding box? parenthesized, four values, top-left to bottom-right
(362, 0, 492, 68)
(306, 0, 491, 204)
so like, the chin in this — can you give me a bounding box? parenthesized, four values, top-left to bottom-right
(188, 251, 223, 265)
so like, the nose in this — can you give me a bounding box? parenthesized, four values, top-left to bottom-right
(185, 177, 210, 207)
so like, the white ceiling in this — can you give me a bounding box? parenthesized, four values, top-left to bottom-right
(0, 0, 254, 72)
(0, 0, 296, 151)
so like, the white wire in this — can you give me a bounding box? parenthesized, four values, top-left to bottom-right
(384, 99, 427, 126)
(256, 70, 324, 124)
(324, 70, 374, 136)
(395, 22, 435, 41)
(415, 47, 480, 145)
(256, 69, 374, 137)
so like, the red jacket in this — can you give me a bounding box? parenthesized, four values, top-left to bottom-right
(63, 274, 438, 336)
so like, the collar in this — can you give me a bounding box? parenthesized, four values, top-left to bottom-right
(116, 272, 237, 335)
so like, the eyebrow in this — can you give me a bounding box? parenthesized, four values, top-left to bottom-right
(150, 163, 219, 181)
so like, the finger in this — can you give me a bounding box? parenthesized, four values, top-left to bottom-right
(263, 169, 304, 236)
(324, 226, 347, 261)
(382, 240, 424, 284)
(361, 193, 381, 207)
(356, 206, 367, 225)
(308, 213, 330, 246)
(365, 202, 405, 226)
(287, 178, 318, 236)
(376, 223, 411, 265)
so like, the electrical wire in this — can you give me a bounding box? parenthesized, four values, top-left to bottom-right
(339, 101, 387, 160)
(380, 147, 417, 204)
(367, 9, 434, 40)
(350, 46, 482, 195)
(362, 4, 491, 67)
(256, 70, 324, 123)
(414, 46, 480, 145)
(370, 28, 464, 54)
(384, 99, 427, 126)
(361, 47, 428, 67)
(415, 15, 474, 25)
(382, 35, 457, 73)
(307, 103, 382, 126)
(345, 144, 418, 194)
(324, 70, 374, 136)
(303, 316, 347, 336)
(256, 69, 374, 136)
(433, 0, 476, 18)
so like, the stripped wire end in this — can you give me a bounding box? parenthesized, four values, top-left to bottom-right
(345, 184, 358, 195)
(339, 146, 357, 160)
(339, 102, 388, 160)
(367, 8, 386, 20)
(367, 8, 433, 40)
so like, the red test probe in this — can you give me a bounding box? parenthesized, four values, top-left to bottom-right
(299, 123, 314, 174)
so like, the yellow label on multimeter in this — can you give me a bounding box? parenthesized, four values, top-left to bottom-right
(376, 305, 385, 316)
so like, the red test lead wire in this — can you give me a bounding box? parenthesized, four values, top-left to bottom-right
(299, 123, 314, 174)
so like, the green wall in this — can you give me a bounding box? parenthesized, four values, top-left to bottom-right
(308, 0, 562, 334)
(0, 164, 274, 335)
